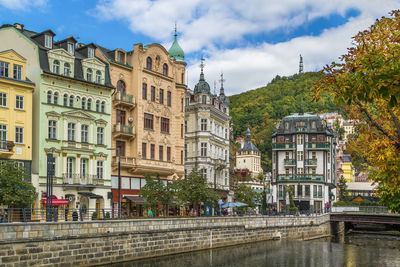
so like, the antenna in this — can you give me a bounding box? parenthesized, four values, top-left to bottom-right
(200, 56, 205, 72)
(299, 54, 303, 74)
(214, 81, 216, 94)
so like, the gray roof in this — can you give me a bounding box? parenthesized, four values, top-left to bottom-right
(237, 128, 260, 153)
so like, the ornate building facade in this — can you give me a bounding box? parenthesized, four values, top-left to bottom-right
(184, 62, 232, 201)
(95, 31, 186, 216)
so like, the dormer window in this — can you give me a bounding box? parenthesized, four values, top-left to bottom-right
(45, 35, 52, 49)
(117, 51, 125, 63)
(95, 71, 101, 83)
(67, 43, 74, 55)
(88, 48, 94, 58)
(86, 68, 92, 82)
(53, 60, 60, 74)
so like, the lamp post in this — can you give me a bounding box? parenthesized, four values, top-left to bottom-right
(108, 147, 121, 218)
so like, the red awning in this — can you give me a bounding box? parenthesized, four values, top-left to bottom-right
(42, 198, 68, 206)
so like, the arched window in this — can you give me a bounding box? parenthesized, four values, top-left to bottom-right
(96, 71, 101, 83)
(64, 63, 70, 76)
(101, 101, 105, 113)
(146, 57, 152, 70)
(53, 60, 60, 74)
(69, 95, 74, 107)
(86, 68, 92, 82)
(116, 80, 126, 94)
(63, 94, 68, 106)
(163, 63, 168, 76)
(82, 97, 86, 110)
(47, 91, 52, 104)
(96, 100, 100, 112)
(53, 92, 59, 105)
(87, 98, 92, 110)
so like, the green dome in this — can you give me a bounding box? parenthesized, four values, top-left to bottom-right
(168, 34, 184, 62)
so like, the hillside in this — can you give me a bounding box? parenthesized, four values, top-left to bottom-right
(229, 72, 341, 172)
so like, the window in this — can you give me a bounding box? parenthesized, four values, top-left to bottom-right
(167, 91, 171, 106)
(47, 91, 52, 104)
(201, 119, 207, 131)
(101, 101, 105, 113)
(185, 98, 189, 107)
(181, 98, 184, 112)
(150, 144, 155, 160)
(297, 168, 303, 174)
(0, 93, 6, 108)
(53, 60, 60, 74)
(167, 147, 171, 162)
(44, 34, 52, 49)
(86, 68, 92, 82)
(15, 127, 23, 144)
(201, 168, 207, 179)
(201, 142, 207, 157)
(53, 92, 58, 105)
(116, 109, 126, 124)
(81, 125, 88, 143)
(66, 158, 74, 178)
(0, 124, 7, 145)
(150, 86, 155, 102)
(96, 71, 101, 83)
(163, 63, 168, 76)
(285, 168, 289, 176)
(181, 150, 183, 165)
(142, 83, 147, 100)
(298, 185, 302, 197)
(97, 161, 104, 179)
(69, 95, 74, 107)
(328, 152, 331, 163)
(305, 185, 310, 197)
(297, 151, 303, 161)
(311, 168, 316, 175)
(142, 143, 147, 159)
(48, 120, 57, 139)
(159, 89, 164, 104)
(87, 99, 92, 110)
(159, 145, 163, 161)
(161, 117, 169, 133)
(146, 57, 152, 70)
(297, 134, 303, 145)
(117, 80, 126, 94)
(285, 122, 289, 130)
(313, 185, 317, 197)
(117, 51, 125, 63)
(96, 100, 100, 112)
(202, 95, 206, 104)
(184, 144, 187, 159)
(312, 151, 316, 159)
(0, 62, 8, 77)
(318, 185, 322, 197)
(311, 121, 316, 129)
(67, 123, 75, 141)
(184, 120, 187, 133)
(13, 65, 22, 80)
(81, 97, 86, 110)
(80, 158, 88, 178)
(61, 62, 69, 76)
(67, 42, 74, 54)
(88, 47, 94, 58)
(144, 113, 154, 130)
(15, 95, 24, 110)
(116, 141, 125, 156)
(97, 127, 104, 145)
(181, 124, 183, 138)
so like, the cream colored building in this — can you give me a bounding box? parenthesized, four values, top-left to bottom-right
(95, 33, 186, 215)
(236, 128, 262, 179)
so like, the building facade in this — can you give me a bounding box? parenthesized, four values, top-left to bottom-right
(271, 113, 336, 213)
(0, 24, 114, 214)
(0, 49, 34, 177)
(184, 63, 231, 202)
(95, 31, 186, 216)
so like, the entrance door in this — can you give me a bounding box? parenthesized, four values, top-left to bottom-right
(96, 199, 101, 219)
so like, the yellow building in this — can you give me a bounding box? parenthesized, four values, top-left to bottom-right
(342, 154, 354, 182)
(0, 49, 34, 178)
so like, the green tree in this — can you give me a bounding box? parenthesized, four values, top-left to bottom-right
(333, 118, 345, 140)
(287, 185, 298, 212)
(338, 176, 349, 202)
(0, 161, 37, 208)
(140, 174, 165, 215)
(234, 184, 258, 208)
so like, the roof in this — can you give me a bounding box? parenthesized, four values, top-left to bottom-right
(273, 112, 334, 136)
(347, 182, 377, 191)
(237, 128, 260, 153)
(168, 31, 184, 62)
(342, 154, 352, 162)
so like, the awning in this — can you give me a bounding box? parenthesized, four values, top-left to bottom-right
(124, 195, 145, 204)
(42, 198, 68, 206)
(78, 192, 103, 199)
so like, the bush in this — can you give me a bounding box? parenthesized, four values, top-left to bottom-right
(105, 211, 110, 219)
(288, 206, 298, 212)
(91, 211, 98, 220)
(333, 200, 347, 207)
(310, 220, 314, 226)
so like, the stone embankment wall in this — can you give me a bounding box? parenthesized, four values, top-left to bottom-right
(0, 215, 330, 266)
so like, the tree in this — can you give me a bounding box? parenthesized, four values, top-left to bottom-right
(287, 185, 298, 212)
(234, 184, 258, 208)
(313, 10, 400, 212)
(337, 176, 349, 202)
(333, 118, 345, 140)
(140, 174, 165, 215)
(0, 161, 37, 208)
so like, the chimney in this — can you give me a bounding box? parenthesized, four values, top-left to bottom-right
(13, 23, 24, 31)
(77, 43, 85, 48)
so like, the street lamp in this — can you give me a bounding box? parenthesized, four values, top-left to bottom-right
(108, 147, 121, 218)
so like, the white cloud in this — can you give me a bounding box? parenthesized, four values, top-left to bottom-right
(92, 0, 399, 94)
(0, 0, 47, 10)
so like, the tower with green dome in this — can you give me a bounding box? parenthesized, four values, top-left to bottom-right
(168, 26, 184, 62)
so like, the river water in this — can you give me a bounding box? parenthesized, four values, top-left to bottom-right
(111, 233, 400, 267)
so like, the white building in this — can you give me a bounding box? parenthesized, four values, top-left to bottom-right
(184, 62, 232, 202)
(272, 113, 336, 213)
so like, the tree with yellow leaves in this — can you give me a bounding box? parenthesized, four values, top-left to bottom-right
(313, 10, 400, 212)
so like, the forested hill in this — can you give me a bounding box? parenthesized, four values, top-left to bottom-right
(229, 72, 341, 171)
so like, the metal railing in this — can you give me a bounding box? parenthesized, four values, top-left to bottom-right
(0, 140, 14, 151)
(284, 159, 296, 166)
(306, 142, 330, 149)
(113, 123, 134, 135)
(277, 175, 324, 182)
(272, 143, 295, 149)
(62, 173, 104, 185)
(305, 159, 317, 165)
(113, 92, 135, 105)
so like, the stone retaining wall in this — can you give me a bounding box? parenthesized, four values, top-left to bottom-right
(0, 215, 330, 266)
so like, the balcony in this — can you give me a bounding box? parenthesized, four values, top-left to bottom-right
(276, 175, 325, 182)
(305, 159, 317, 166)
(0, 140, 14, 156)
(113, 92, 136, 110)
(112, 156, 136, 170)
(62, 174, 105, 186)
(272, 143, 295, 150)
(214, 158, 227, 170)
(306, 142, 330, 149)
(284, 159, 296, 166)
(113, 123, 135, 140)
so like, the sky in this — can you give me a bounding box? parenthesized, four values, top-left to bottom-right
(0, 0, 399, 95)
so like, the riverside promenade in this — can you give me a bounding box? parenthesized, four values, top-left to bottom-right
(0, 214, 330, 266)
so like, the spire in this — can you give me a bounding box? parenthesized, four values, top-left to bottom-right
(246, 127, 251, 140)
(199, 56, 205, 81)
(219, 72, 225, 96)
(174, 22, 177, 39)
(168, 24, 184, 62)
(299, 54, 303, 74)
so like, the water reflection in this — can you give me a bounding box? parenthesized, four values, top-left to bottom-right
(110, 235, 400, 267)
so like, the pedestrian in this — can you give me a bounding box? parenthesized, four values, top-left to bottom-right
(147, 209, 154, 217)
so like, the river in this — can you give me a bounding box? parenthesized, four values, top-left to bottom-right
(108, 232, 400, 267)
